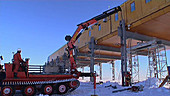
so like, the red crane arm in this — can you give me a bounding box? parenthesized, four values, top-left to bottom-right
(67, 19, 97, 73)
(65, 6, 122, 74)
(68, 19, 97, 48)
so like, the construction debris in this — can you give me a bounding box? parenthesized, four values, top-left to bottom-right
(105, 85, 117, 89)
(159, 66, 170, 88)
(112, 85, 144, 93)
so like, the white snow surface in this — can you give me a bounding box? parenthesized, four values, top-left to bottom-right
(39, 78, 170, 96)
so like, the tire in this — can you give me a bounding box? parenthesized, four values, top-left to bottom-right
(1, 86, 15, 96)
(22, 85, 36, 96)
(131, 86, 139, 92)
(69, 80, 80, 92)
(69, 80, 80, 88)
(55, 83, 68, 94)
(41, 84, 53, 95)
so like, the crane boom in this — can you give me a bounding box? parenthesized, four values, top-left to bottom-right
(65, 6, 122, 74)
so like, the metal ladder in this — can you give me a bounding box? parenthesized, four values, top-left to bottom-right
(128, 52, 139, 84)
(132, 53, 139, 83)
(147, 44, 168, 81)
(146, 44, 168, 87)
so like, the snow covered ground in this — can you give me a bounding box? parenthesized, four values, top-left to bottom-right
(39, 78, 170, 96)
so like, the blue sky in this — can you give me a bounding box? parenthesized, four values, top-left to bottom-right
(0, 0, 169, 81)
(0, 0, 126, 64)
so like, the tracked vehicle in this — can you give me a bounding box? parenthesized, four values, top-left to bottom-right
(0, 6, 121, 96)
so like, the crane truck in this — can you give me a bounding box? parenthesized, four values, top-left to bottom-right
(0, 6, 121, 96)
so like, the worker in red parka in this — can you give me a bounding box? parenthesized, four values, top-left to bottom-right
(13, 48, 24, 78)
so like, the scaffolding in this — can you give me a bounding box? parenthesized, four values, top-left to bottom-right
(127, 39, 140, 83)
(128, 53, 140, 83)
(111, 61, 115, 81)
(127, 40, 168, 85)
(147, 43, 168, 81)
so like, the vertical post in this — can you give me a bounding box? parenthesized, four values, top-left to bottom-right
(112, 61, 115, 81)
(118, 19, 127, 86)
(137, 54, 139, 83)
(82, 67, 84, 80)
(89, 37, 95, 82)
(93, 72, 96, 96)
(128, 53, 132, 82)
(99, 63, 102, 80)
(91, 72, 98, 96)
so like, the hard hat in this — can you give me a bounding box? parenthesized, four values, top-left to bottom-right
(17, 48, 21, 51)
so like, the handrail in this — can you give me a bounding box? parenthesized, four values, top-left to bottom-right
(28, 65, 43, 73)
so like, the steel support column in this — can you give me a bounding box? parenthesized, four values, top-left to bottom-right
(111, 61, 115, 81)
(89, 37, 95, 82)
(82, 67, 84, 80)
(99, 63, 102, 80)
(118, 19, 127, 86)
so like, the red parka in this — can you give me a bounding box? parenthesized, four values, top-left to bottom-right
(13, 52, 24, 73)
(13, 52, 24, 65)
